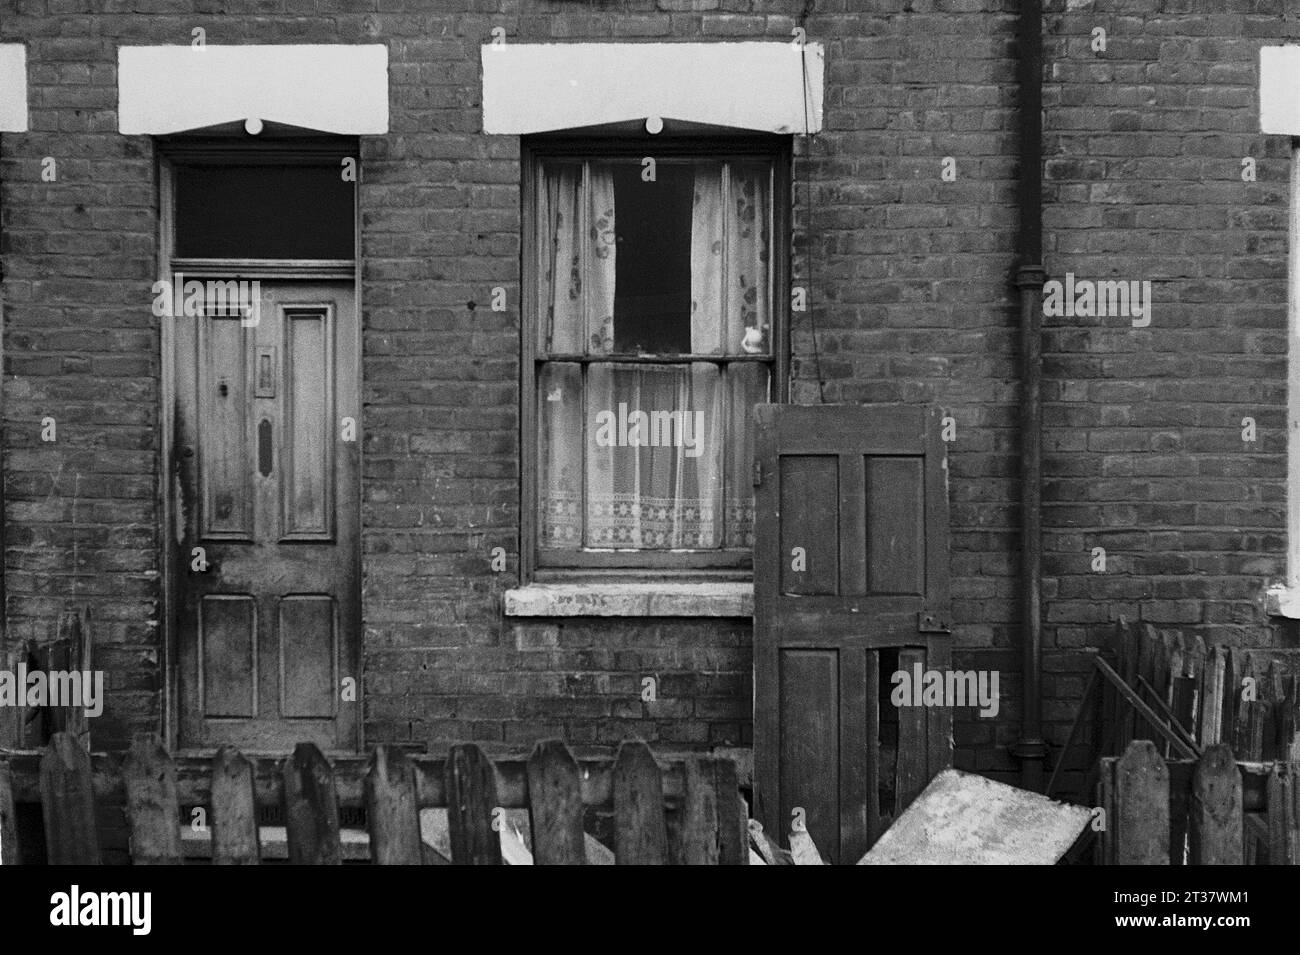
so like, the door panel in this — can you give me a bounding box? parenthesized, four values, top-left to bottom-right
(200, 317, 253, 537)
(199, 595, 256, 719)
(279, 596, 337, 719)
(754, 404, 952, 864)
(283, 310, 333, 539)
(176, 281, 359, 750)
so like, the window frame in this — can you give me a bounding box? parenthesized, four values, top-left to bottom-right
(520, 134, 792, 581)
(158, 138, 358, 279)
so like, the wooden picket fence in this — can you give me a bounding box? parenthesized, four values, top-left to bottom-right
(0, 733, 748, 865)
(1049, 619, 1300, 803)
(1104, 620, 1300, 761)
(1098, 739, 1300, 865)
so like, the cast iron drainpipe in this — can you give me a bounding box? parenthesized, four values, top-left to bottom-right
(1013, 0, 1048, 791)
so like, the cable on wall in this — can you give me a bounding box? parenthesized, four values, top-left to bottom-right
(798, 0, 826, 404)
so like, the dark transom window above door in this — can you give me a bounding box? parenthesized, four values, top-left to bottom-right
(163, 140, 357, 276)
(524, 139, 791, 576)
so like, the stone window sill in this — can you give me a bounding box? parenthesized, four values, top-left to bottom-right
(504, 582, 753, 618)
(1264, 583, 1300, 619)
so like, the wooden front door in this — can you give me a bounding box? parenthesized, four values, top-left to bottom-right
(174, 281, 360, 750)
(753, 403, 953, 863)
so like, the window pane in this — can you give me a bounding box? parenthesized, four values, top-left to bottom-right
(535, 158, 772, 357)
(587, 363, 724, 549)
(611, 162, 696, 353)
(723, 363, 770, 548)
(174, 164, 354, 259)
(538, 362, 584, 551)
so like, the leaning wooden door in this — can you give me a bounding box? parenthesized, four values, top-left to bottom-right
(175, 281, 360, 750)
(753, 404, 952, 863)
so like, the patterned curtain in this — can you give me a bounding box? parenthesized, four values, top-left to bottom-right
(539, 161, 768, 551)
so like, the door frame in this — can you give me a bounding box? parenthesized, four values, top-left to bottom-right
(157, 136, 363, 752)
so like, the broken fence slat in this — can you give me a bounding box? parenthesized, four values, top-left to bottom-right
(39, 732, 100, 865)
(1190, 744, 1242, 865)
(0, 759, 20, 865)
(122, 733, 183, 865)
(366, 744, 423, 865)
(1094, 657, 1198, 760)
(211, 746, 260, 865)
(283, 743, 342, 866)
(444, 743, 502, 865)
(612, 740, 668, 865)
(1115, 740, 1169, 865)
(526, 739, 585, 865)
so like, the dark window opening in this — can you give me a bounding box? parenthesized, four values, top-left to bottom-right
(174, 164, 354, 260)
(611, 164, 695, 354)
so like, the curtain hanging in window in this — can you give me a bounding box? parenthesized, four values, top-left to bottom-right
(538, 162, 766, 552)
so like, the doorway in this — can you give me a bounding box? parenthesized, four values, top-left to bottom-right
(161, 141, 360, 750)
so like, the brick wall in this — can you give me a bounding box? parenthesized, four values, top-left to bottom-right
(1037, 0, 1298, 794)
(0, 0, 1296, 793)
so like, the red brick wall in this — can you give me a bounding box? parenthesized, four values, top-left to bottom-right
(0, 1, 1294, 792)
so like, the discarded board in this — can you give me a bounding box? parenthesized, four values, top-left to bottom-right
(858, 769, 1093, 865)
(789, 828, 827, 865)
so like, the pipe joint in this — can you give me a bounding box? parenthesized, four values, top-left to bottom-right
(1014, 264, 1047, 289)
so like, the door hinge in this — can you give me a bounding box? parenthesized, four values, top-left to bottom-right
(917, 610, 951, 634)
(752, 461, 763, 487)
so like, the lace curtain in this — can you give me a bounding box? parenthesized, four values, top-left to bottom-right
(539, 161, 769, 551)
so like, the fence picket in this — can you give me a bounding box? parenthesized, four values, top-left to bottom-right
(366, 744, 422, 865)
(1201, 647, 1226, 747)
(1279, 673, 1298, 763)
(613, 740, 668, 865)
(525, 739, 585, 865)
(1098, 757, 1115, 866)
(212, 746, 260, 865)
(1190, 744, 1242, 865)
(714, 758, 748, 865)
(1261, 661, 1282, 761)
(1122, 622, 1144, 748)
(1267, 763, 1299, 865)
(1115, 740, 1169, 865)
(122, 733, 182, 864)
(283, 743, 342, 865)
(0, 760, 19, 865)
(0, 651, 21, 748)
(444, 743, 502, 865)
(681, 756, 721, 865)
(39, 732, 99, 865)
